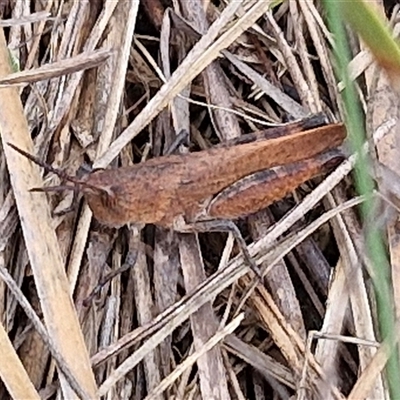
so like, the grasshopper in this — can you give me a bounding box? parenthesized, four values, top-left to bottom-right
(9, 114, 346, 277)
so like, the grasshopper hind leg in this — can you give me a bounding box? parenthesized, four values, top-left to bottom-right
(174, 217, 262, 278)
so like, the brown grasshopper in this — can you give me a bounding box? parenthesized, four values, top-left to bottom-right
(9, 115, 346, 276)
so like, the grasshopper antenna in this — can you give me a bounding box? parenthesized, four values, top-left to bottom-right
(7, 142, 104, 193)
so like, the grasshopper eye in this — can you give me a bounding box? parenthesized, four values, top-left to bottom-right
(99, 188, 116, 208)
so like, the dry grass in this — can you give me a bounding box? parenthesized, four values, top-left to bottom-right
(0, 1, 397, 399)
